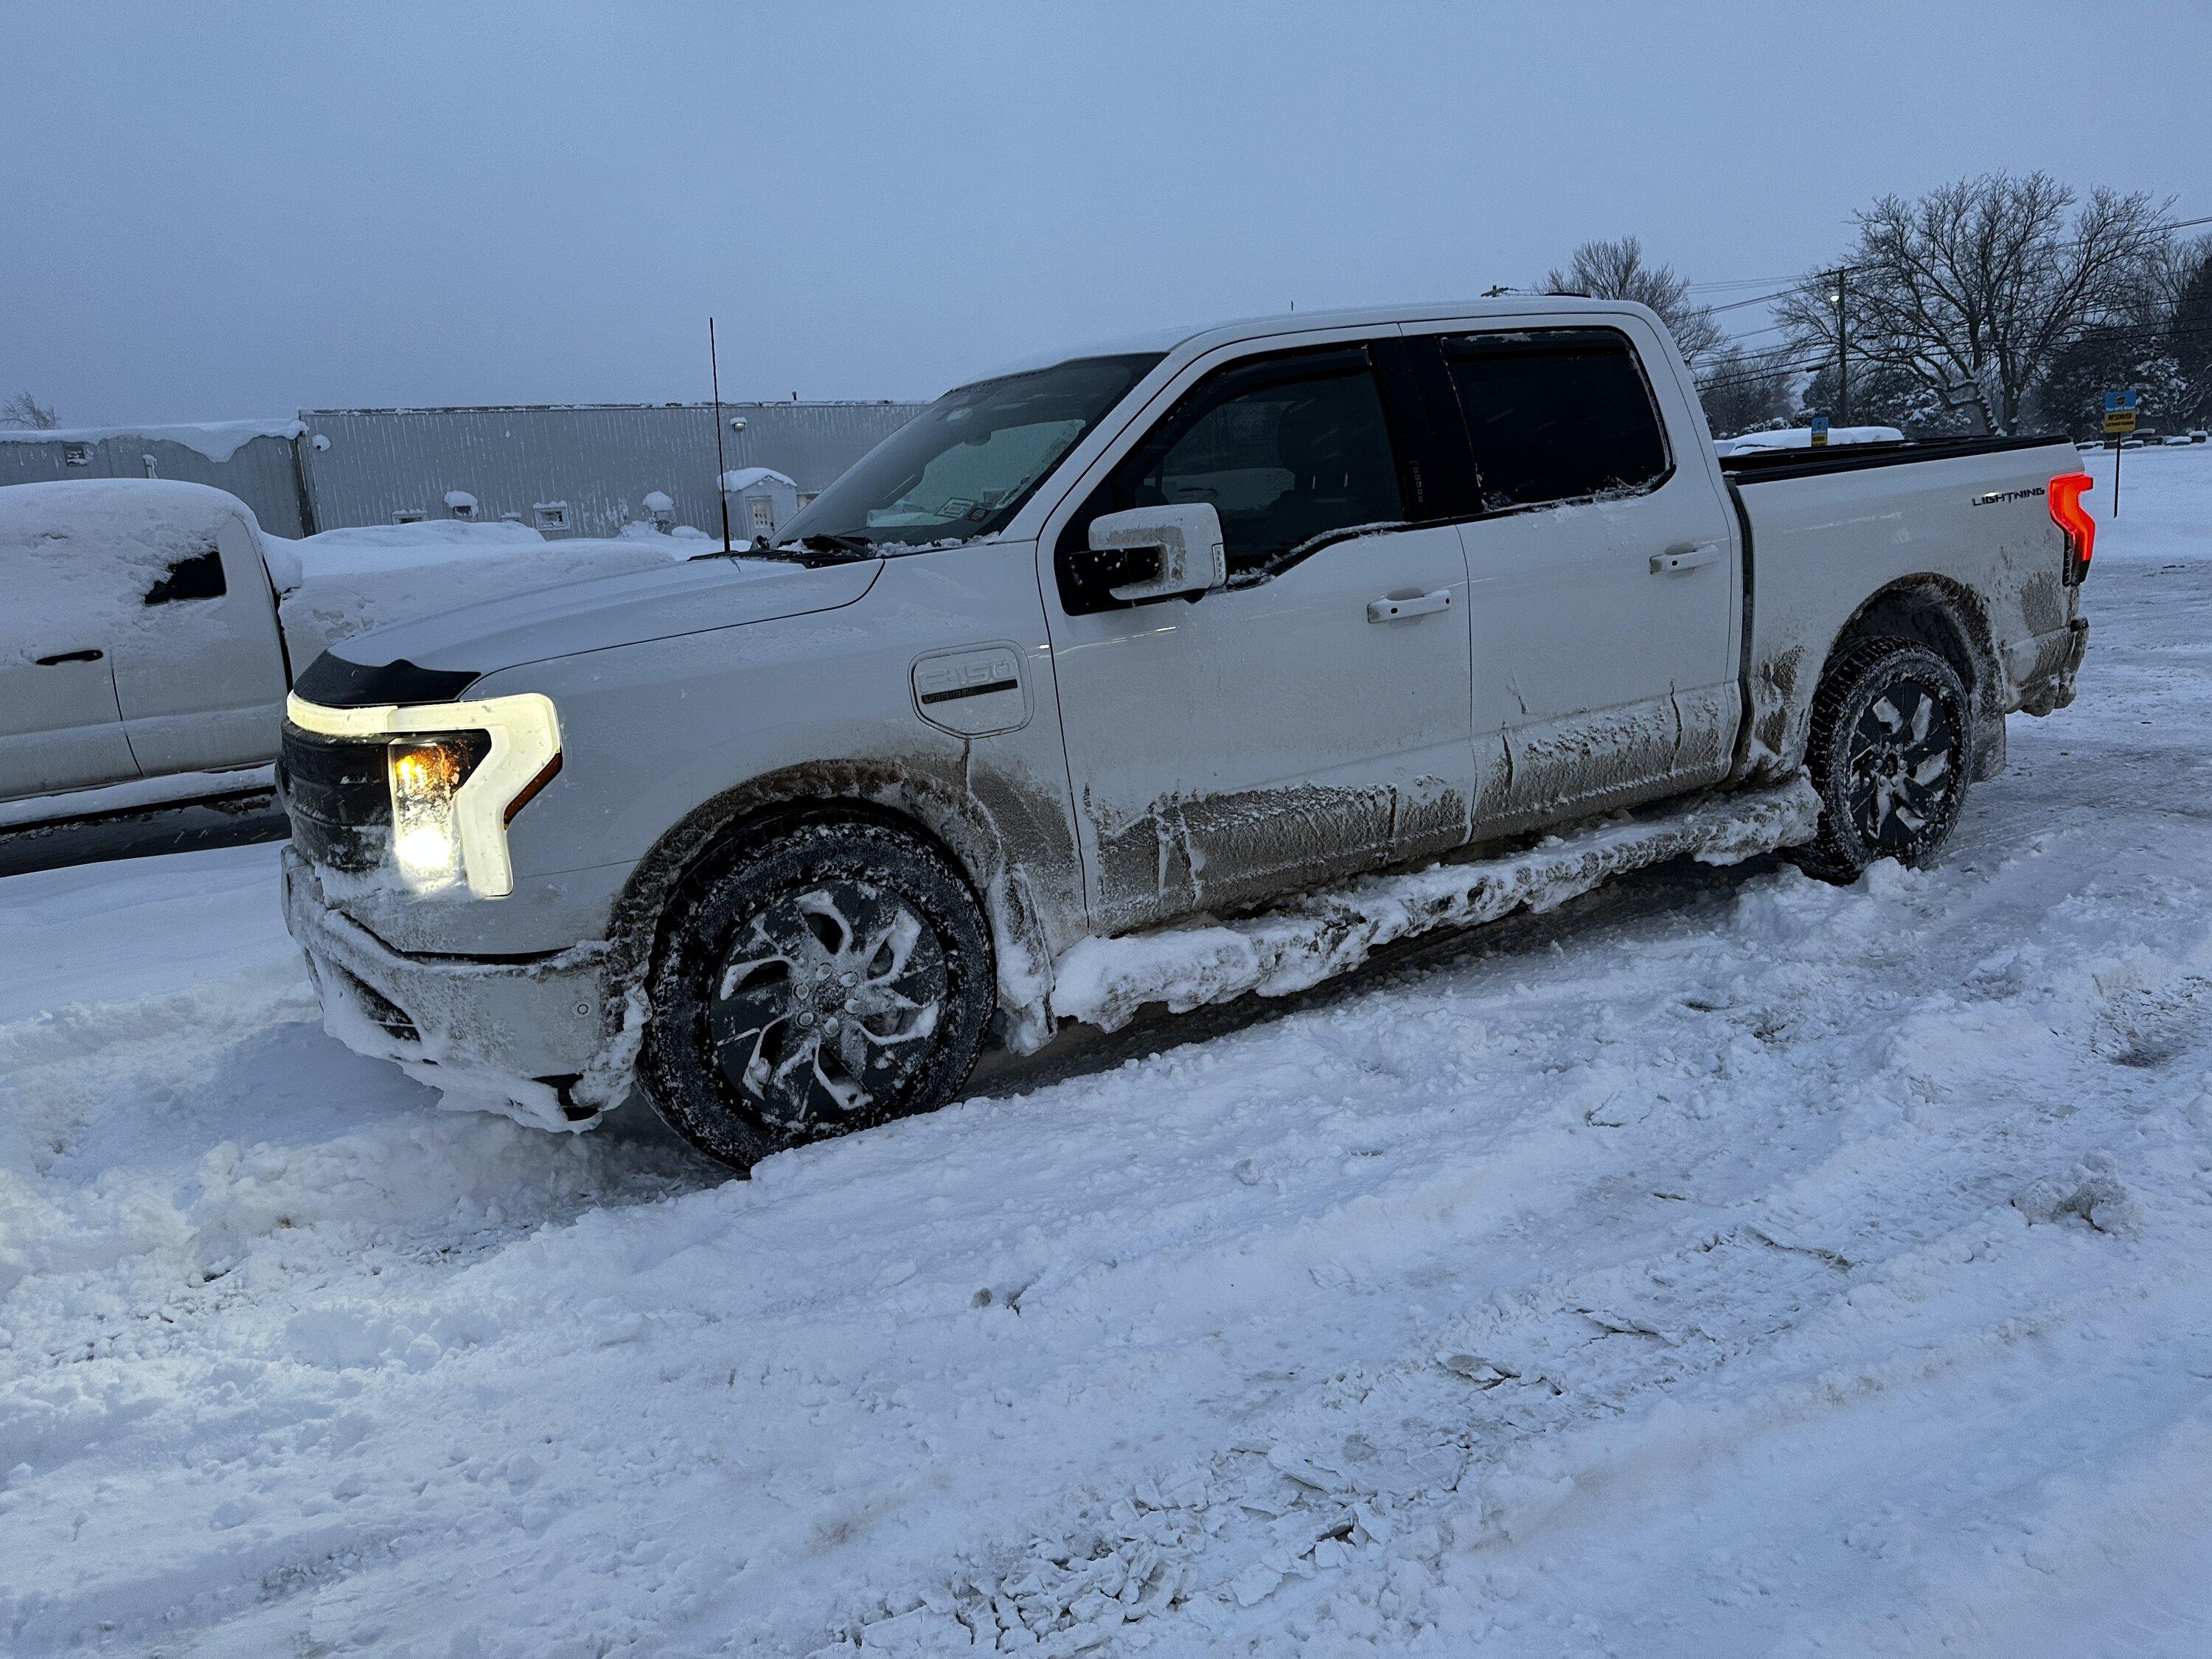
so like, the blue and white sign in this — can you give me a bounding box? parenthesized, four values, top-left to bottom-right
(2106, 389, 2139, 412)
(1809, 414, 1830, 447)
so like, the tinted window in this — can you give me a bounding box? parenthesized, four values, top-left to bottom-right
(1063, 347, 1405, 611)
(1441, 330, 1669, 512)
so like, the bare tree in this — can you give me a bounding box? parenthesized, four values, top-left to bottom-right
(1778, 173, 2171, 433)
(1695, 345, 1794, 437)
(2, 390, 60, 429)
(1543, 235, 1724, 364)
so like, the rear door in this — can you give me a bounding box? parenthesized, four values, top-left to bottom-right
(0, 541, 142, 801)
(111, 513, 290, 776)
(1412, 320, 1740, 833)
(1040, 338, 1475, 934)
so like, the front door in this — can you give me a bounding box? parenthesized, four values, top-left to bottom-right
(1418, 322, 1741, 833)
(1042, 341, 1475, 935)
(0, 536, 142, 801)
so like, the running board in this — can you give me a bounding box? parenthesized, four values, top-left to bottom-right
(1048, 777, 1821, 1033)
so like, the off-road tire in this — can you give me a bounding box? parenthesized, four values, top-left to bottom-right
(1792, 636, 1971, 884)
(639, 816, 996, 1173)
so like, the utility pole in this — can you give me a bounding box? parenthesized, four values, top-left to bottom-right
(709, 317, 732, 555)
(1834, 269, 1850, 428)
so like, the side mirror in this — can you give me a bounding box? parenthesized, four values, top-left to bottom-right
(1086, 503, 1227, 603)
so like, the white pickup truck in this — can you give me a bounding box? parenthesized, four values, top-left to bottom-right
(0, 479, 698, 826)
(276, 298, 2093, 1171)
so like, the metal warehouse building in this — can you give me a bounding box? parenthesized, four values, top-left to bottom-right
(0, 400, 924, 541)
(0, 420, 314, 536)
(296, 401, 924, 540)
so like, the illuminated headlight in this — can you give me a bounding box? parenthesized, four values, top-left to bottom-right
(387, 737, 482, 892)
(285, 689, 563, 899)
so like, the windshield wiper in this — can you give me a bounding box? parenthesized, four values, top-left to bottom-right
(702, 532, 877, 566)
(775, 532, 878, 563)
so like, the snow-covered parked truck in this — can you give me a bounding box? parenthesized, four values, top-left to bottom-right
(275, 299, 2095, 1170)
(0, 479, 703, 826)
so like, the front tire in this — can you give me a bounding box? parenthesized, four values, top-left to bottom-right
(639, 816, 996, 1172)
(1792, 637, 1970, 884)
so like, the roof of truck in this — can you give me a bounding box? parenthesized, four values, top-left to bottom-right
(977, 296, 1649, 382)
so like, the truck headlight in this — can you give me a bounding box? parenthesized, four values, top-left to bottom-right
(387, 736, 485, 892)
(285, 689, 562, 900)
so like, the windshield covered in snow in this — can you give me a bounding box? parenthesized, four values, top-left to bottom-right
(769, 352, 1162, 552)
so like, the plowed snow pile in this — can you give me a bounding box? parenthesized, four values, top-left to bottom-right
(4, 451, 2211, 1655)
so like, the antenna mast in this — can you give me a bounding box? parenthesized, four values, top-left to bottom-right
(710, 316, 733, 554)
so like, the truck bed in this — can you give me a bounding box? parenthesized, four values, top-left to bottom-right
(1718, 432, 2061, 484)
(1723, 434, 2087, 786)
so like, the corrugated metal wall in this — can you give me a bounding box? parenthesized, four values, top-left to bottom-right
(0, 431, 311, 537)
(0, 401, 924, 543)
(298, 402, 922, 539)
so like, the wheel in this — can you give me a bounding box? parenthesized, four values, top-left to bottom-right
(639, 816, 996, 1172)
(1792, 636, 1970, 884)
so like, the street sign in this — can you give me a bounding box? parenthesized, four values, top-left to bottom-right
(2106, 391, 2137, 518)
(1809, 414, 1830, 448)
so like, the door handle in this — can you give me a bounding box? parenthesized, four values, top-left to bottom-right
(33, 648, 104, 666)
(1650, 544, 1721, 575)
(1367, 588, 1455, 623)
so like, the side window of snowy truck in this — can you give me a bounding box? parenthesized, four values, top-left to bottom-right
(1440, 329, 1670, 512)
(142, 544, 228, 605)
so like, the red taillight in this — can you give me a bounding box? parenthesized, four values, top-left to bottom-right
(2050, 472, 2096, 584)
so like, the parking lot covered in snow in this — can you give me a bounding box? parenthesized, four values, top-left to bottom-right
(4, 449, 2211, 1654)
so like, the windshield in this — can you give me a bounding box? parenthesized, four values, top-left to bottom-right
(770, 352, 1162, 551)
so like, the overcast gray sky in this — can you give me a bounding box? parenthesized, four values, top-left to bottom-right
(7, 1, 2207, 426)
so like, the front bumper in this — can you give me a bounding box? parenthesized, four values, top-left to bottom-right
(281, 848, 644, 1131)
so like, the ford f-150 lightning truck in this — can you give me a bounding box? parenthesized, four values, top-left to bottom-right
(276, 299, 2094, 1170)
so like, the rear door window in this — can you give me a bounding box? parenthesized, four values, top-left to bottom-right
(1438, 329, 1670, 512)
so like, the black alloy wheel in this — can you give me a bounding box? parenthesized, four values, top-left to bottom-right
(1794, 637, 1971, 883)
(640, 817, 996, 1172)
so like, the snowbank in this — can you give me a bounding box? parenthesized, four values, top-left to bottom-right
(282, 518, 550, 559)
(1713, 425, 1905, 455)
(0, 416, 303, 463)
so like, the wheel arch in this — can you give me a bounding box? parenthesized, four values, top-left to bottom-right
(603, 761, 1058, 1054)
(1816, 574, 2006, 780)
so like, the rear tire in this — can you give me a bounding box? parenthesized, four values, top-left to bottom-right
(639, 816, 996, 1173)
(1792, 637, 1970, 885)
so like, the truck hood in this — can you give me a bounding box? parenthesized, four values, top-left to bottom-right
(299, 554, 881, 694)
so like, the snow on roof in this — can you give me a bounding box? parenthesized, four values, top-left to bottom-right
(720, 467, 797, 492)
(0, 417, 305, 464)
(1, 481, 264, 646)
(0, 478, 258, 555)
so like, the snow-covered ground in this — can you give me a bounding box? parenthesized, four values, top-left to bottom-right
(4, 450, 2211, 1655)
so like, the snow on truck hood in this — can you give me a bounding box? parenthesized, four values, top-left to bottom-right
(303, 552, 882, 686)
